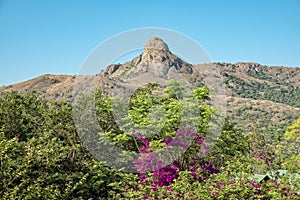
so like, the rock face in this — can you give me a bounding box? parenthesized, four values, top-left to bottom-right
(144, 37, 169, 52)
(96, 37, 205, 97)
(99, 37, 195, 79)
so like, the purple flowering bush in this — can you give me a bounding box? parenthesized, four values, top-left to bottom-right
(121, 127, 299, 199)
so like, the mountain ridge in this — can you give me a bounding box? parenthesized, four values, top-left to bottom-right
(0, 37, 299, 134)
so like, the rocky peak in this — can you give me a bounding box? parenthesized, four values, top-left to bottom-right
(144, 37, 169, 53)
(99, 37, 194, 78)
(141, 37, 173, 65)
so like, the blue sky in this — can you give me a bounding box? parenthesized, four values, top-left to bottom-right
(0, 0, 299, 86)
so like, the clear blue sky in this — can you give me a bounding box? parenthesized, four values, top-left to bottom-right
(0, 0, 299, 86)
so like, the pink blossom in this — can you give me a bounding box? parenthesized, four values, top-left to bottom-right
(249, 181, 261, 188)
(257, 153, 264, 159)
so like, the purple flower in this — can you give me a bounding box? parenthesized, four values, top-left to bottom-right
(216, 182, 224, 190)
(135, 133, 150, 146)
(163, 137, 173, 144)
(147, 152, 157, 160)
(135, 130, 222, 195)
(257, 153, 264, 159)
(189, 132, 199, 137)
(155, 160, 165, 169)
(249, 181, 261, 188)
(195, 138, 203, 145)
(165, 186, 171, 191)
(168, 139, 188, 148)
(139, 145, 149, 153)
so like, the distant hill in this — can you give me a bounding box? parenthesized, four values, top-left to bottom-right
(1, 37, 299, 135)
(0, 74, 75, 101)
(217, 62, 300, 108)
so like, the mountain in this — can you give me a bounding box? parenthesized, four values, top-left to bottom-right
(0, 37, 299, 134)
(99, 37, 194, 79)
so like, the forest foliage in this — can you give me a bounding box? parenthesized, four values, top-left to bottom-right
(1, 80, 300, 199)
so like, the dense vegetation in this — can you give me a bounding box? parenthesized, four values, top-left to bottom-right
(224, 73, 300, 108)
(222, 69, 300, 136)
(1, 81, 300, 199)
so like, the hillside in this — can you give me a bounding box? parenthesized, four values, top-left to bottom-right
(0, 74, 75, 101)
(227, 97, 299, 136)
(216, 62, 300, 107)
(0, 38, 299, 134)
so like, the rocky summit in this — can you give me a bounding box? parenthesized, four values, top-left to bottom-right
(99, 37, 194, 79)
(143, 37, 170, 52)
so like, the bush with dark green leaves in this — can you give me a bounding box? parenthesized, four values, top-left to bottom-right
(0, 92, 134, 199)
